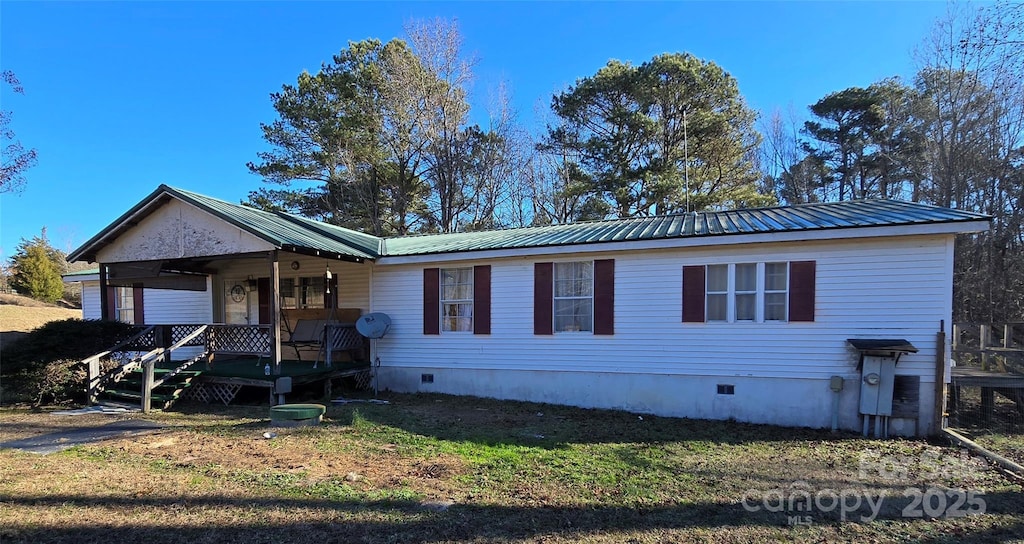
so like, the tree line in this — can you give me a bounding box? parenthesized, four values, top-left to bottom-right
(247, 6, 1022, 322)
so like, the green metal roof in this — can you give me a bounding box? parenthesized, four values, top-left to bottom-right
(381, 199, 990, 256)
(68, 185, 381, 262)
(62, 268, 100, 278)
(69, 186, 990, 263)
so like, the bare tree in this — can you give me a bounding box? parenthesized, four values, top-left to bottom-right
(1, 71, 38, 194)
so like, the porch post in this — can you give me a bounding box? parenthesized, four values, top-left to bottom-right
(269, 251, 282, 374)
(99, 264, 110, 320)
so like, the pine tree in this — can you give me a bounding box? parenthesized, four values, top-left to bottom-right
(10, 230, 65, 303)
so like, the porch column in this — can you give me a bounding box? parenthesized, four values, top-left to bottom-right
(99, 264, 110, 320)
(269, 251, 282, 374)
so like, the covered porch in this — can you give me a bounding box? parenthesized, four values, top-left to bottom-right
(66, 185, 383, 411)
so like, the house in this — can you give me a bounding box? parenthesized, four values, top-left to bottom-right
(67, 184, 990, 435)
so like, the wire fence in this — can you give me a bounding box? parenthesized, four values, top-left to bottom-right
(947, 323, 1024, 465)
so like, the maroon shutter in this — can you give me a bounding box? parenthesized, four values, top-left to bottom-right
(473, 265, 491, 335)
(257, 278, 271, 324)
(105, 286, 116, 321)
(534, 262, 553, 335)
(682, 265, 706, 323)
(423, 268, 440, 335)
(789, 261, 816, 322)
(594, 259, 614, 335)
(132, 284, 145, 325)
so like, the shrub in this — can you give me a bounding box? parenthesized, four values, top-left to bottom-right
(15, 358, 119, 406)
(0, 319, 137, 405)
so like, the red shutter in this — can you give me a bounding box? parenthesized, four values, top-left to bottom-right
(682, 265, 706, 323)
(132, 284, 145, 325)
(789, 261, 816, 322)
(105, 286, 116, 321)
(534, 262, 553, 335)
(473, 265, 491, 335)
(423, 268, 440, 335)
(594, 259, 614, 335)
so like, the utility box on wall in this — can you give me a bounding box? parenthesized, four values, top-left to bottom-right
(859, 355, 897, 416)
(847, 339, 919, 438)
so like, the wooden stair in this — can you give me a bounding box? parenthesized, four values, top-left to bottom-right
(99, 366, 203, 411)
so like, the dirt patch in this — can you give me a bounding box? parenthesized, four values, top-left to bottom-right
(107, 428, 467, 499)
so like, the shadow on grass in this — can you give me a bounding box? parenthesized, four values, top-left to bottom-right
(322, 392, 868, 449)
(1, 490, 1022, 544)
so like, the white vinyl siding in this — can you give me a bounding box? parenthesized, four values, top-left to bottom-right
(214, 258, 371, 315)
(82, 283, 102, 319)
(371, 234, 952, 382)
(79, 281, 212, 324)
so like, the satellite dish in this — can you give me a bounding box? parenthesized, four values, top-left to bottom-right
(356, 313, 392, 339)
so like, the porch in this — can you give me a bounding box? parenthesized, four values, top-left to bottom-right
(85, 322, 371, 412)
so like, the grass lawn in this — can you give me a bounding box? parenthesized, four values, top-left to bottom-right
(971, 432, 1024, 467)
(1, 393, 1022, 543)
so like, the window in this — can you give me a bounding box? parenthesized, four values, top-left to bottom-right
(735, 263, 757, 321)
(114, 286, 135, 324)
(280, 278, 297, 309)
(683, 261, 813, 323)
(535, 260, 614, 335)
(299, 277, 324, 309)
(764, 262, 789, 321)
(553, 261, 593, 332)
(424, 266, 490, 335)
(441, 268, 473, 332)
(706, 264, 728, 322)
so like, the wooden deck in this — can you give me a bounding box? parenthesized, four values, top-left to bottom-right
(951, 366, 1024, 388)
(183, 357, 371, 405)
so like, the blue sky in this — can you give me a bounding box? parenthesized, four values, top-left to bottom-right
(0, 1, 949, 261)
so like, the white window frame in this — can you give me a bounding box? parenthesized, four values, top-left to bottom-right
(705, 262, 790, 323)
(734, 263, 758, 322)
(763, 262, 789, 321)
(440, 267, 473, 332)
(706, 264, 730, 322)
(553, 261, 594, 333)
(114, 286, 135, 324)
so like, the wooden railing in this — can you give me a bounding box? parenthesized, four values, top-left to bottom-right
(84, 323, 272, 412)
(952, 322, 1024, 373)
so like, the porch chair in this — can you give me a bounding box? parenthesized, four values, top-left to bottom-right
(282, 319, 328, 362)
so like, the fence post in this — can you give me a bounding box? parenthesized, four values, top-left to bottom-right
(1005, 324, 1013, 349)
(142, 360, 154, 413)
(980, 324, 990, 371)
(86, 357, 101, 405)
(934, 328, 947, 435)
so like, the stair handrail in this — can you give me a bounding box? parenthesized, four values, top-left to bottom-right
(81, 325, 157, 368)
(84, 325, 157, 404)
(150, 325, 209, 390)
